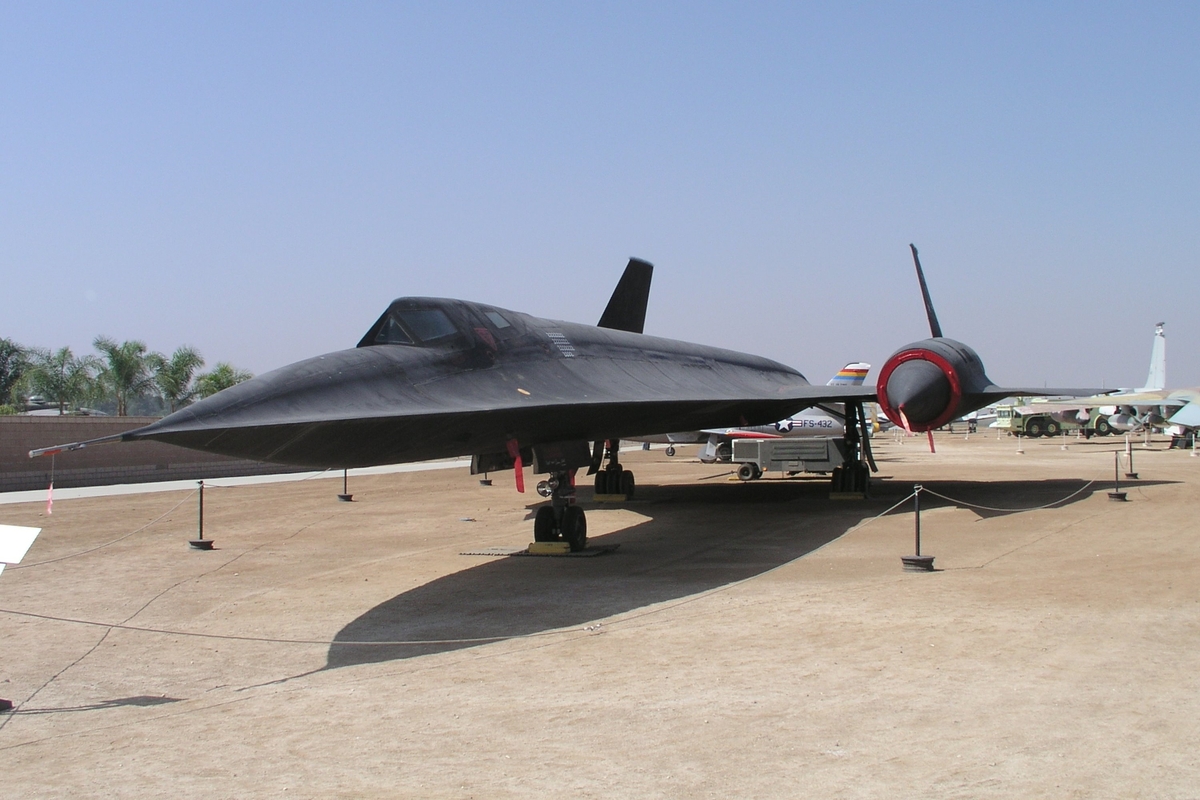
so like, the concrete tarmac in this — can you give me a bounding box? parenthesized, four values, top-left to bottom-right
(0, 432, 1197, 797)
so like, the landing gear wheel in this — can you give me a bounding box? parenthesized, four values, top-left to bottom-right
(1045, 420, 1061, 437)
(737, 463, 760, 481)
(594, 471, 609, 494)
(1095, 417, 1112, 436)
(561, 506, 587, 552)
(665, 446, 676, 457)
(619, 470, 635, 499)
(601, 467, 623, 495)
(831, 462, 870, 494)
(533, 506, 558, 542)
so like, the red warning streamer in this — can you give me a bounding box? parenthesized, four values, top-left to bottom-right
(506, 439, 525, 493)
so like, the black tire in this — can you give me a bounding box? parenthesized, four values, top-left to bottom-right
(1095, 417, 1112, 436)
(562, 506, 587, 552)
(831, 465, 845, 492)
(1026, 419, 1044, 438)
(620, 470, 635, 499)
(594, 471, 608, 494)
(665, 446, 676, 457)
(605, 467, 624, 494)
(533, 506, 557, 542)
(1045, 420, 1061, 437)
(737, 463, 758, 481)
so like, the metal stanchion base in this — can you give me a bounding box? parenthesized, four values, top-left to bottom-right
(337, 494, 354, 502)
(0, 698, 13, 712)
(901, 555, 935, 572)
(1124, 473, 1138, 480)
(478, 479, 492, 486)
(188, 539, 216, 550)
(1107, 492, 1127, 502)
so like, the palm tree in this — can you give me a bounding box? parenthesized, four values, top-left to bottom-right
(23, 347, 99, 414)
(195, 362, 253, 398)
(93, 336, 159, 416)
(0, 338, 28, 406)
(154, 346, 205, 412)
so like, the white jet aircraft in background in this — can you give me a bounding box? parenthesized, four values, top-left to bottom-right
(1005, 323, 1194, 440)
(633, 363, 871, 461)
(1076, 323, 1199, 441)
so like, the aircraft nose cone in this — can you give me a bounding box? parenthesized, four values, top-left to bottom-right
(886, 359, 951, 425)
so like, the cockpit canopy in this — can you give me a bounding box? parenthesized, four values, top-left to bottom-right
(357, 298, 519, 350)
(358, 300, 464, 348)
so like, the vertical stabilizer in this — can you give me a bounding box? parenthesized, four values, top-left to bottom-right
(1139, 322, 1166, 391)
(909, 244, 943, 339)
(826, 363, 871, 386)
(598, 258, 654, 333)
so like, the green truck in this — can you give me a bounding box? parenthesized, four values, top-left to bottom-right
(993, 404, 1115, 438)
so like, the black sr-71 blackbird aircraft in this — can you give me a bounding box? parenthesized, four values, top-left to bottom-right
(33, 246, 1092, 551)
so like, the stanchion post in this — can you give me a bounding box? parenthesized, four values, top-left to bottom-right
(914, 484, 922, 556)
(901, 484, 935, 571)
(337, 469, 353, 502)
(1108, 451, 1127, 501)
(189, 481, 215, 549)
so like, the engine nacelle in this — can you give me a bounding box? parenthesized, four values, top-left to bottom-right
(1051, 409, 1090, 424)
(876, 338, 992, 432)
(1108, 414, 1137, 431)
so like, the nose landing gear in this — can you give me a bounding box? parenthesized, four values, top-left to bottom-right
(533, 470, 588, 552)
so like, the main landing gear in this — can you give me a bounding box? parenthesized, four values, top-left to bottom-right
(533, 470, 587, 552)
(830, 401, 877, 497)
(592, 439, 635, 500)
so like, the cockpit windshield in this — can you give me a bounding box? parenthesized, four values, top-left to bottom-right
(367, 305, 462, 347)
(396, 308, 458, 343)
(374, 316, 414, 345)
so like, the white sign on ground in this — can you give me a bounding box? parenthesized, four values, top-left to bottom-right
(0, 524, 42, 565)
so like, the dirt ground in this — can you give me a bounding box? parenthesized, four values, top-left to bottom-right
(1, 431, 1198, 798)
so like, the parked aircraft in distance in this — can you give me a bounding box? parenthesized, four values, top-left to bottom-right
(1054, 324, 1197, 438)
(32, 246, 1099, 551)
(633, 363, 871, 461)
(1015, 323, 1184, 436)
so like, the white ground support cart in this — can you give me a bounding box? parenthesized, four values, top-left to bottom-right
(729, 437, 850, 481)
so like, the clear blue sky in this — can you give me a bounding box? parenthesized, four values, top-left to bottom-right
(3, 2, 1198, 388)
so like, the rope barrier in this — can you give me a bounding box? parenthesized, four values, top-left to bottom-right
(9, 490, 199, 570)
(0, 606, 570, 647)
(10, 466, 348, 570)
(919, 473, 1104, 514)
(0, 450, 1123, 647)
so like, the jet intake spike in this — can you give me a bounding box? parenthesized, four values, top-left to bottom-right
(876, 346, 964, 433)
(886, 359, 952, 426)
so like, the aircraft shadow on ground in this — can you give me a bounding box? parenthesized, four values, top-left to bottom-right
(12, 695, 183, 716)
(903, 477, 1176, 520)
(326, 475, 1157, 670)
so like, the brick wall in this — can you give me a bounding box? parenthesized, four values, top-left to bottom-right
(0, 416, 303, 492)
